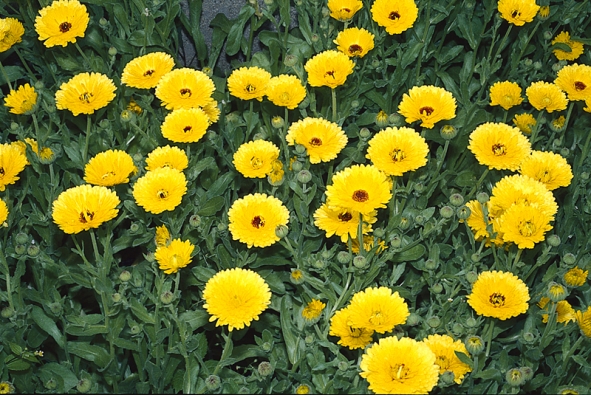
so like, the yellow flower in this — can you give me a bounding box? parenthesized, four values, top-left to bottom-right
(538, 298, 576, 325)
(202, 100, 220, 124)
(334, 27, 375, 58)
(329, 307, 374, 350)
(266, 74, 307, 109)
(538, 5, 550, 19)
(468, 122, 531, 171)
(552, 31, 584, 61)
(24, 138, 54, 163)
(203, 268, 272, 331)
(465, 200, 502, 244)
(575, 307, 591, 338)
(160, 108, 209, 143)
(564, 267, 588, 287)
(313, 203, 376, 242)
(155, 68, 215, 110)
(371, 0, 419, 35)
(519, 150, 573, 190)
(0, 200, 8, 225)
(155, 224, 171, 247)
(498, 203, 553, 249)
(467, 270, 530, 320)
(121, 52, 175, 89)
(35, 0, 89, 48)
(55, 72, 116, 116)
(126, 98, 142, 114)
(155, 238, 194, 274)
(398, 85, 457, 129)
(555, 63, 591, 102)
(366, 126, 429, 176)
(0, 143, 27, 192)
(302, 299, 326, 323)
(351, 235, 388, 254)
(489, 174, 558, 219)
(132, 167, 187, 214)
(290, 268, 305, 284)
(145, 145, 188, 172)
(286, 117, 348, 164)
(0, 382, 14, 395)
(52, 184, 120, 234)
(347, 286, 409, 333)
(295, 384, 311, 394)
(423, 334, 472, 384)
(227, 193, 289, 248)
(512, 113, 536, 134)
(304, 50, 355, 89)
(233, 140, 280, 178)
(526, 81, 568, 113)
(227, 66, 272, 101)
(497, 0, 540, 26)
(489, 81, 523, 110)
(268, 159, 284, 185)
(327, 0, 363, 21)
(84, 149, 137, 187)
(360, 336, 439, 394)
(0, 17, 25, 52)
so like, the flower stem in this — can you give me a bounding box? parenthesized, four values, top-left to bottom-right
(83, 115, 92, 164)
(0, 60, 13, 91)
(529, 111, 546, 147)
(561, 335, 584, 373)
(466, 168, 489, 201)
(74, 42, 93, 71)
(539, 302, 557, 349)
(0, 247, 14, 312)
(485, 318, 495, 358)
(213, 330, 233, 375)
(331, 88, 337, 123)
(14, 47, 37, 83)
(511, 248, 523, 273)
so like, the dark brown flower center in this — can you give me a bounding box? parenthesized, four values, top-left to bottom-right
(0, 167, 4, 175)
(325, 70, 336, 79)
(59, 22, 72, 33)
(391, 364, 409, 381)
(338, 212, 353, 222)
(489, 292, 506, 307)
(492, 143, 506, 156)
(246, 84, 256, 93)
(157, 190, 168, 199)
(79, 92, 93, 103)
(250, 156, 263, 169)
(309, 137, 322, 146)
(342, 7, 351, 13)
(389, 11, 401, 20)
(183, 126, 192, 132)
(349, 44, 362, 55)
(419, 106, 434, 116)
(390, 149, 406, 162)
(79, 210, 94, 224)
(251, 215, 265, 228)
(575, 81, 587, 91)
(352, 189, 369, 202)
(180, 88, 192, 97)
(143, 69, 155, 77)
(511, 10, 520, 18)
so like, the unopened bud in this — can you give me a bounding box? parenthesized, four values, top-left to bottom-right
(427, 316, 441, 328)
(440, 205, 454, 218)
(119, 270, 132, 282)
(205, 375, 221, 391)
(465, 335, 484, 355)
(258, 361, 274, 377)
(449, 193, 464, 207)
(297, 170, 312, 183)
(77, 378, 92, 393)
(353, 255, 368, 269)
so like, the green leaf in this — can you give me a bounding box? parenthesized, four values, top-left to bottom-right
(179, 309, 210, 331)
(457, 14, 478, 50)
(197, 196, 225, 216)
(31, 305, 65, 348)
(39, 363, 79, 392)
(130, 299, 155, 324)
(67, 342, 111, 368)
(392, 244, 426, 262)
(400, 41, 424, 69)
(113, 338, 140, 352)
(205, 172, 234, 199)
(5, 356, 31, 371)
(473, 368, 501, 380)
(226, 6, 255, 56)
(65, 324, 108, 337)
(280, 295, 300, 366)
(0, 65, 25, 86)
(455, 351, 473, 368)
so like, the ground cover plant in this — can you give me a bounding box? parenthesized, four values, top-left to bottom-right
(1, 0, 591, 393)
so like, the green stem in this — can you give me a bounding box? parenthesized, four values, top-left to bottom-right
(577, 118, 591, 169)
(511, 248, 523, 273)
(485, 318, 495, 358)
(357, 212, 364, 257)
(83, 115, 92, 164)
(561, 336, 585, 373)
(14, 47, 37, 83)
(414, 0, 431, 82)
(0, 247, 14, 311)
(213, 330, 233, 376)
(539, 302, 557, 349)
(331, 88, 337, 123)
(74, 42, 93, 70)
(466, 168, 490, 201)
(0, 60, 13, 91)
(246, 14, 256, 63)
(246, 100, 254, 141)
(529, 111, 546, 147)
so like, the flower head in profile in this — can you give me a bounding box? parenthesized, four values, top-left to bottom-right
(366, 126, 429, 176)
(519, 150, 573, 190)
(155, 68, 215, 110)
(526, 81, 568, 113)
(0, 200, 8, 225)
(0, 17, 25, 52)
(0, 143, 28, 192)
(202, 100, 220, 124)
(145, 145, 188, 172)
(55, 72, 116, 116)
(423, 334, 472, 384)
(513, 113, 536, 134)
(203, 268, 272, 331)
(84, 150, 137, 186)
(4, 83, 38, 115)
(575, 307, 591, 338)
(266, 74, 307, 109)
(161, 108, 209, 143)
(464, 200, 503, 245)
(52, 184, 120, 234)
(329, 307, 374, 350)
(371, 0, 419, 35)
(233, 140, 280, 178)
(155, 239, 194, 274)
(555, 64, 591, 102)
(468, 122, 531, 171)
(286, 118, 347, 164)
(351, 235, 388, 255)
(489, 81, 523, 110)
(360, 336, 439, 394)
(304, 50, 355, 89)
(121, 52, 175, 89)
(155, 224, 171, 247)
(347, 286, 409, 333)
(538, 298, 576, 325)
(35, 0, 89, 48)
(313, 203, 376, 242)
(132, 167, 187, 214)
(327, 0, 363, 21)
(467, 270, 530, 320)
(497, 0, 540, 26)
(334, 27, 375, 58)
(498, 203, 553, 249)
(227, 66, 272, 101)
(302, 299, 326, 324)
(489, 174, 558, 219)
(398, 85, 457, 129)
(552, 32, 584, 61)
(564, 267, 588, 287)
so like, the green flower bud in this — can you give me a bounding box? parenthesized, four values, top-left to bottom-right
(359, 128, 371, 139)
(465, 317, 478, 327)
(290, 269, 305, 285)
(202, 67, 213, 77)
(440, 370, 456, 385)
(144, 251, 155, 263)
(205, 375, 221, 391)
(284, 54, 298, 67)
(398, 217, 411, 230)
(406, 313, 422, 326)
(271, 116, 284, 129)
(425, 259, 438, 271)
(119, 270, 132, 282)
(295, 144, 307, 155)
(275, 224, 289, 239)
(48, 302, 62, 316)
(44, 378, 57, 390)
(111, 293, 122, 303)
(311, 33, 320, 43)
(390, 236, 402, 248)
(14, 244, 27, 255)
(77, 378, 92, 393)
(120, 109, 134, 123)
(321, 250, 332, 260)
(440, 205, 454, 218)
(319, 20, 328, 30)
(312, 259, 326, 269)
(506, 368, 525, 387)
(27, 244, 40, 257)
(431, 283, 443, 294)
(129, 222, 141, 233)
(351, 99, 360, 108)
(519, 366, 534, 382)
(337, 251, 351, 264)
(456, 206, 471, 220)
(520, 331, 536, 344)
(465, 335, 484, 355)
(297, 170, 312, 183)
(337, 361, 348, 371)
(10, 122, 19, 131)
(207, 130, 218, 141)
(523, 58, 533, 67)
(99, 17, 108, 26)
(108, 47, 117, 56)
(580, 172, 589, 180)
(291, 160, 303, 172)
(258, 361, 274, 377)
(547, 282, 567, 302)
(427, 316, 441, 328)
(353, 255, 368, 269)
(388, 113, 405, 127)
(547, 235, 561, 247)
(304, 335, 315, 345)
(1, 306, 15, 318)
(261, 341, 273, 352)
(99, 119, 110, 129)
(373, 228, 385, 238)
(130, 324, 142, 335)
(476, 192, 489, 204)
(414, 182, 426, 194)
(14, 233, 28, 245)
(470, 252, 481, 262)
(533, 61, 542, 70)
(189, 214, 202, 228)
(560, 148, 570, 159)
(449, 193, 464, 207)
(375, 110, 389, 128)
(563, 253, 577, 266)
(217, 222, 227, 232)
(440, 124, 457, 140)
(452, 323, 464, 336)
(160, 291, 175, 305)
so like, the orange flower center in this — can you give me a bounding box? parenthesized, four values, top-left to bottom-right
(575, 81, 587, 91)
(250, 156, 263, 169)
(0, 167, 4, 176)
(183, 125, 192, 132)
(59, 22, 72, 33)
(492, 143, 506, 156)
(419, 106, 434, 116)
(341, 7, 351, 13)
(251, 215, 265, 228)
(489, 292, 506, 307)
(180, 88, 192, 97)
(309, 137, 322, 146)
(79, 92, 93, 103)
(390, 149, 406, 162)
(338, 212, 353, 222)
(79, 210, 94, 223)
(352, 189, 369, 202)
(389, 11, 401, 20)
(143, 69, 155, 77)
(349, 44, 362, 55)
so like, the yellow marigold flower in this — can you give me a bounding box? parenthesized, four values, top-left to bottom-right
(145, 145, 188, 172)
(313, 203, 375, 242)
(302, 299, 326, 323)
(366, 126, 429, 176)
(24, 138, 54, 163)
(0, 143, 27, 191)
(132, 167, 187, 214)
(327, 0, 363, 21)
(347, 286, 409, 333)
(499, 203, 553, 249)
(84, 149, 136, 187)
(575, 307, 591, 338)
(160, 108, 209, 143)
(304, 50, 355, 89)
(227, 66, 272, 101)
(497, 0, 540, 26)
(202, 100, 220, 124)
(351, 235, 388, 254)
(398, 85, 457, 129)
(227, 193, 289, 248)
(326, 164, 392, 215)
(127, 98, 142, 114)
(564, 267, 588, 287)
(371, 0, 418, 35)
(329, 307, 374, 350)
(465, 200, 500, 243)
(489, 81, 524, 110)
(295, 384, 311, 394)
(552, 31, 584, 61)
(155, 68, 215, 110)
(203, 267, 272, 331)
(538, 5, 550, 19)
(423, 334, 472, 384)
(266, 74, 307, 109)
(35, 0, 89, 48)
(360, 336, 439, 394)
(334, 27, 375, 58)
(290, 268, 305, 284)
(526, 81, 568, 113)
(52, 184, 120, 234)
(467, 270, 530, 320)
(513, 113, 536, 134)
(55, 72, 116, 116)
(0, 200, 8, 225)
(155, 238, 194, 274)
(10, 141, 28, 165)
(155, 224, 171, 247)
(0, 381, 14, 395)
(519, 150, 573, 190)
(538, 297, 576, 325)
(268, 159, 284, 185)
(468, 122, 531, 171)
(555, 63, 591, 102)
(0, 17, 25, 52)
(489, 174, 558, 219)
(233, 140, 280, 178)
(286, 117, 347, 164)
(121, 52, 175, 89)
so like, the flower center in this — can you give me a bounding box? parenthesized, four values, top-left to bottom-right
(352, 189, 369, 202)
(389, 11, 401, 20)
(309, 137, 322, 146)
(390, 148, 406, 162)
(368, 310, 383, 325)
(0, 167, 4, 176)
(79, 210, 94, 224)
(324, 70, 336, 79)
(180, 88, 192, 97)
(511, 10, 520, 18)
(575, 81, 587, 91)
(246, 84, 256, 93)
(251, 215, 265, 228)
(492, 143, 506, 156)
(101, 171, 115, 179)
(183, 125, 192, 132)
(157, 190, 168, 199)
(519, 220, 536, 237)
(349, 326, 364, 338)
(143, 69, 155, 77)
(419, 106, 434, 116)
(542, 97, 552, 106)
(489, 292, 506, 307)
(59, 22, 72, 33)
(250, 156, 263, 169)
(342, 7, 351, 13)
(390, 364, 409, 381)
(338, 212, 353, 222)
(349, 44, 362, 55)
(79, 92, 93, 103)
(436, 356, 449, 369)
(280, 92, 290, 102)
(170, 254, 180, 268)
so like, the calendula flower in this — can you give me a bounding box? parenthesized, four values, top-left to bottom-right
(286, 117, 348, 164)
(202, 100, 220, 124)
(127, 98, 142, 114)
(52, 184, 120, 234)
(538, 5, 550, 19)
(266, 74, 307, 109)
(84, 150, 137, 186)
(327, 0, 363, 21)
(290, 268, 305, 284)
(489, 81, 524, 110)
(497, 0, 540, 26)
(538, 298, 576, 325)
(499, 203, 553, 249)
(398, 85, 457, 129)
(526, 81, 568, 113)
(155, 238, 194, 274)
(155, 224, 171, 247)
(35, 0, 89, 47)
(465, 200, 501, 243)
(313, 203, 376, 242)
(360, 336, 439, 394)
(121, 52, 175, 89)
(302, 299, 326, 323)
(423, 334, 472, 384)
(0, 17, 25, 52)
(132, 167, 187, 214)
(555, 63, 591, 102)
(468, 122, 531, 171)
(0, 200, 8, 225)
(145, 145, 188, 172)
(160, 108, 209, 143)
(489, 174, 558, 219)
(347, 286, 409, 333)
(0, 382, 15, 395)
(564, 267, 588, 287)
(233, 140, 280, 178)
(575, 307, 591, 338)
(366, 126, 429, 176)
(227, 66, 272, 101)
(519, 150, 573, 190)
(351, 235, 388, 254)
(24, 138, 54, 164)
(371, 0, 419, 35)
(304, 50, 355, 89)
(228, 193, 289, 248)
(513, 113, 536, 134)
(467, 270, 530, 320)
(0, 143, 27, 192)
(552, 31, 584, 61)
(203, 268, 272, 331)
(55, 72, 116, 116)
(550, 115, 566, 132)
(268, 159, 285, 185)
(155, 68, 215, 110)
(329, 307, 374, 350)
(334, 27, 375, 58)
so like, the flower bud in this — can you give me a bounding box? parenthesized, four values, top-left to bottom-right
(284, 54, 298, 67)
(440, 370, 456, 385)
(523, 58, 533, 67)
(547, 235, 561, 247)
(406, 313, 422, 326)
(258, 361, 274, 377)
(119, 270, 132, 282)
(111, 293, 122, 303)
(470, 252, 481, 262)
(311, 33, 320, 43)
(388, 113, 405, 127)
(304, 334, 315, 345)
(130, 222, 141, 233)
(431, 283, 443, 294)
(533, 61, 542, 70)
(160, 291, 175, 305)
(295, 384, 311, 394)
(295, 144, 307, 155)
(144, 251, 155, 263)
(449, 193, 464, 207)
(205, 375, 221, 391)
(202, 67, 213, 77)
(130, 324, 142, 335)
(217, 222, 227, 232)
(440, 124, 457, 140)
(207, 130, 218, 141)
(520, 331, 536, 344)
(1, 306, 15, 318)
(359, 128, 371, 139)
(353, 255, 368, 269)
(297, 170, 312, 183)
(261, 341, 273, 351)
(456, 206, 471, 220)
(427, 316, 441, 328)
(14, 244, 27, 255)
(14, 233, 28, 245)
(336, 251, 351, 264)
(120, 109, 133, 123)
(398, 217, 411, 230)
(10, 122, 19, 131)
(581, 172, 589, 180)
(189, 214, 202, 228)
(519, 366, 534, 382)
(373, 228, 385, 238)
(337, 361, 348, 371)
(390, 236, 402, 248)
(425, 259, 438, 271)
(48, 302, 62, 316)
(351, 99, 360, 108)
(108, 47, 117, 56)
(560, 147, 570, 157)
(465, 335, 484, 355)
(290, 269, 305, 285)
(77, 378, 92, 393)
(275, 225, 289, 239)
(439, 205, 454, 218)
(563, 253, 576, 266)
(476, 192, 489, 204)
(375, 110, 389, 128)
(99, 17, 108, 26)
(452, 323, 464, 336)
(547, 282, 567, 302)
(271, 116, 284, 129)
(465, 317, 478, 327)
(506, 368, 525, 387)
(312, 259, 326, 269)
(44, 378, 57, 390)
